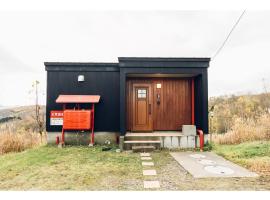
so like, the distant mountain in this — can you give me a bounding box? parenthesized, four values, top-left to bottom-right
(0, 105, 45, 123)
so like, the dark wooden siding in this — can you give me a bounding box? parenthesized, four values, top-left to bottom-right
(153, 78, 191, 130)
(126, 78, 192, 131)
(46, 70, 120, 132)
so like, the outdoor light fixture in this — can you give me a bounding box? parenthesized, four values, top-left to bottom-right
(78, 75, 85, 82)
(156, 83, 162, 89)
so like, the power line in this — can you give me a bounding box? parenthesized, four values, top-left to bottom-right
(212, 10, 246, 61)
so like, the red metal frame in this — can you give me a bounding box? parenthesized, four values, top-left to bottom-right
(197, 129, 204, 151)
(90, 104, 95, 145)
(61, 103, 96, 145)
(191, 78, 195, 125)
(56, 95, 100, 146)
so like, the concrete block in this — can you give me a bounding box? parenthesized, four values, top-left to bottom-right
(143, 170, 157, 176)
(187, 136, 196, 148)
(119, 136, 124, 151)
(182, 125, 196, 136)
(141, 157, 152, 160)
(163, 136, 172, 148)
(140, 153, 151, 156)
(142, 162, 154, 166)
(180, 136, 188, 148)
(171, 136, 180, 148)
(47, 131, 119, 145)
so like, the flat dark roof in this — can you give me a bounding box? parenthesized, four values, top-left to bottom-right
(118, 57, 211, 62)
(45, 57, 210, 71)
(44, 62, 118, 66)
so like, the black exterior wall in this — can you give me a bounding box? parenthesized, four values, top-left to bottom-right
(45, 57, 210, 135)
(45, 63, 120, 132)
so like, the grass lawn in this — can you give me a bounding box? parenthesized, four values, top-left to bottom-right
(213, 140, 270, 175)
(0, 145, 143, 190)
(0, 142, 270, 191)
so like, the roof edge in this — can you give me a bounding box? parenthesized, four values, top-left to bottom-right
(44, 62, 119, 66)
(118, 57, 211, 62)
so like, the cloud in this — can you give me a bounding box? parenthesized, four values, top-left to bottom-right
(0, 46, 32, 73)
(0, 11, 270, 105)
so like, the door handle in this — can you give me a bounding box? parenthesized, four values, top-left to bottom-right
(149, 104, 151, 115)
(157, 94, 161, 104)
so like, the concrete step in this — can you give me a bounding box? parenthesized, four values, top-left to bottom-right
(124, 140, 161, 151)
(132, 145, 155, 152)
(125, 132, 183, 137)
(124, 140, 161, 144)
(124, 136, 161, 141)
(125, 136, 161, 141)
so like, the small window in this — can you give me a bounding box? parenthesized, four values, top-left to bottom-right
(138, 89, 147, 98)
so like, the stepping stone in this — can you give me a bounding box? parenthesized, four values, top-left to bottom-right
(140, 153, 150, 157)
(144, 181, 160, 188)
(141, 157, 152, 160)
(142, 162, 154, 166)
(143, 169, 157, 176)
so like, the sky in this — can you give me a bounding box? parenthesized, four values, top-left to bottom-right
(0, 10, 270, 106)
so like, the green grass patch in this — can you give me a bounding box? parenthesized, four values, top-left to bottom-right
(0, 145, 143, 190)
(213, 140, 270, 175)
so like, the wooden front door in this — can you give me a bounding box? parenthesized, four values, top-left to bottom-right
(132, 83, 153, 131)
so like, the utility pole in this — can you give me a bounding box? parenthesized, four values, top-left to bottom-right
(32, 80, 43, 143)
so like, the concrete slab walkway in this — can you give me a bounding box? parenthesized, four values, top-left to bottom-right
(170, 152, 258, 178)
(143, 170, 157, 176)
(142, 161, 154, 166)
(140, 153, 160, 189)
(141, 157, 152, 160)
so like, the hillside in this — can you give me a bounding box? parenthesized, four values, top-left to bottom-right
(0, 105, 45, 125)
(209, 93, 270, 144)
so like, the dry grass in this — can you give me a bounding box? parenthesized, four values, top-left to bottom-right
(213, 114, 270, 144)
(0, 130, 41, 154)
(247, 157, 270, 175)
(0, 106, 46, 154)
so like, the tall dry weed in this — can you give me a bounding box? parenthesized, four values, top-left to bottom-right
(0, 119, 45, 154)
(213, 114, 270, 144)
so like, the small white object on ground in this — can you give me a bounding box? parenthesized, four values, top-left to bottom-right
(144, 181, 160, 188)
(116, 149, 121, 153)
(143, 170, 157, 176)
(141, 157, 152, 160)
(140, 153, 150, 157)
(142, 162, 154, 166)
(189, 154, 206, 159)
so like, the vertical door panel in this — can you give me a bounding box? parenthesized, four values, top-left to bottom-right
(132, 83, 153, 131)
